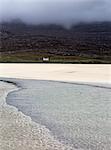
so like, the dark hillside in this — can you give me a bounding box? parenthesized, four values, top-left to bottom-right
(0, 21, 111, 63)
(71, 22, 111, 32)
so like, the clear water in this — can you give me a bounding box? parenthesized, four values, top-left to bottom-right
(7, 80, 111, 150)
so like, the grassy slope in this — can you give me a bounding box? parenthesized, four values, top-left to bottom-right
(0, 52, 111, 63)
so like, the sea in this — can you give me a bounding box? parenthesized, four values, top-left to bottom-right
(2, 79, 111, 150)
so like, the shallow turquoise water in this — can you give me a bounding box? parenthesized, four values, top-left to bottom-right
(7, 80, 111, 150)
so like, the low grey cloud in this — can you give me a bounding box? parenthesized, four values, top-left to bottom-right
(0, 0, 111, 26)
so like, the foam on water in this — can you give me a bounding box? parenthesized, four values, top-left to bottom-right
(5, 79, 111, 150)
(0, 81, 74, 150)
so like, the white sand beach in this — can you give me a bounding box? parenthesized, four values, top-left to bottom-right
(0, 64, 111, 84)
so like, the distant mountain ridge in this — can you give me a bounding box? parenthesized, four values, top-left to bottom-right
(71, 22, 111, 32)
(1, 20, 111, 32)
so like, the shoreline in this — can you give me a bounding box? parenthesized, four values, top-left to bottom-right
(0, 78, 111, 150)
(0, 80, 73, 150)
(1, 78, 111, 90)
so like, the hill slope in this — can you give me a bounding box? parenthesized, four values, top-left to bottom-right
(0, 22, 111, 63)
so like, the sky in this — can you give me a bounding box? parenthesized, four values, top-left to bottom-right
(0, 0, 111, 26)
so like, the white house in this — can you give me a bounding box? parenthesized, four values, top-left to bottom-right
(43, 57, 49, 61)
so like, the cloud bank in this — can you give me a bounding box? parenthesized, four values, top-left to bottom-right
(0, 0, 111, 26)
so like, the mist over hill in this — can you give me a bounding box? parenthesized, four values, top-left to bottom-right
(1, 19, 111, 31)
(0, 0, 111, 27)
(0, 0, 111, 62)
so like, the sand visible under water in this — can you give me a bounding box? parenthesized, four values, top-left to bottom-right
(0, 81, 74, 150)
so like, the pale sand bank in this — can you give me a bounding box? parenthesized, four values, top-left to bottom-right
(0, 81, 74, 150)
(0, 64, 111, 84)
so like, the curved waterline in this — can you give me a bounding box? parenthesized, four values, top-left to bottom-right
(0, 80, 74, 150)
(4, 78, 111, 150)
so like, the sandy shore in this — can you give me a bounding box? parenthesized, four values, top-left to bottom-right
(0, 64, 111, 84)
(0, 64, 111, 150)
(0, 81, 73, 150)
